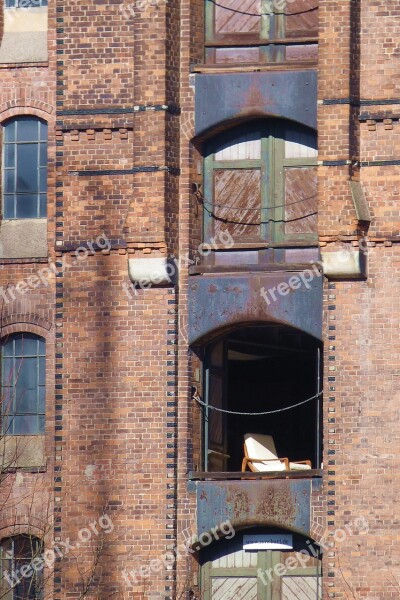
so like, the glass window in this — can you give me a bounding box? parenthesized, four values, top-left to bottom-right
(1, 334, 46, 435)
(205, 0, 318, 65)
(5, 0, 48, 7)
(203, 121, 318, 244)
(2, 117, 47, 220)
(0, 536, 44, 600)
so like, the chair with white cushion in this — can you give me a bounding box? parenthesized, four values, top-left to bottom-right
(241, 433, 312, 473)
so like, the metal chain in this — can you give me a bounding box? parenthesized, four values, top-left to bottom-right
(193, 391, 322, 415)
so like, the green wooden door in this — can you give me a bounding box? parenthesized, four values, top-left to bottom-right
(200, 533, 322, 600)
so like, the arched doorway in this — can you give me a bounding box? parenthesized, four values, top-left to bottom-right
(199, 528, 322, 600)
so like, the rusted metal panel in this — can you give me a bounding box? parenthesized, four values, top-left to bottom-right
(195, 71, 317, 138)
(196, 479, 311, 537)
(188, 272, 322, 345)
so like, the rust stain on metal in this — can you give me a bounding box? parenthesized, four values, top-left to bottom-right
(257, 486, 296, 523)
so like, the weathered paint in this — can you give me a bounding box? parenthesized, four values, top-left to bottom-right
(196, 480, 311, 538)
(188, 272, 322, 345)
(195, 71, 317, 138)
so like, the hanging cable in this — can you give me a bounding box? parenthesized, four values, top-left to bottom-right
(193, 388, 322, 415)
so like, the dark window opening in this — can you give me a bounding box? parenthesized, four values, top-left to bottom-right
(203, 324, 322, 473)
(205, 0, 319, 66)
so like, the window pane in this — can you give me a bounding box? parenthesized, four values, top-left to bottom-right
(3, 339, 14, 357)
(3, 414, 13, 434)
(3, 121, 15, 142)
(16, 144, 38, 193)
(213, 169, 261, 240)
(39, 194, 47, 218)
(215, 131, 261, 161)
(2, 358, 14, 385)
(39, 120, 48, 141)
(39, 143, 47, 167)
(39, 167, 47, 192)
(285, 127, 317, 158)
(15, 388, 37, 414)
(286, 44, 318, 63)
(38, 337, 45, 356)
(2, 390, 14, 421)
(215, 47, 260, 64)
(39, 357, 45, 386)
(284, 166, 318, 236)
(215, 0, 260, 34)
(16, 118, 39, 142)
(4, 170, 14, 194)
(38, 415, 45, 433)
(15, 195, 38, 218)
(3, 195, 15, 219)
(38, 387, 45, 413)
(12, 414, 37, 434)
(15, 334, 39, 356)
(4, 144, 15, 168)
(15, 357, 37, 388)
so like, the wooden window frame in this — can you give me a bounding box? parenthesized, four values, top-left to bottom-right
(203, 121, 318, 247)
(204, 0, 318, 66)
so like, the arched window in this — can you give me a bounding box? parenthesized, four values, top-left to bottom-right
(1, 334, 46, 435)
(203, 121, 317, 244)
(2, 117, 47, 219)
(0, 535, 44, 600)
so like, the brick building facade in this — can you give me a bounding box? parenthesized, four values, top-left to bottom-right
(0, 1, 399, 599)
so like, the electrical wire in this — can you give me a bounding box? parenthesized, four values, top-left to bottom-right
(203, 204, 317, 224)
(193, 390, 322, 415)
(202, 191, 317, 210)
(208, 0, 318, 18)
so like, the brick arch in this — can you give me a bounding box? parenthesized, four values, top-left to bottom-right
(0, 99, 54, 124)
(0, 316, 53, 340)
(0, 521, 47, 541)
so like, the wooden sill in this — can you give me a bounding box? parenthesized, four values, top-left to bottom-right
(189, 469, 322, 480)
(205, 37, 318, 47)
(189, 263, 323, 275)
(192, 62, 318, 73)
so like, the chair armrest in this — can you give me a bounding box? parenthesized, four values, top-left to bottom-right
(293, 459, 312, 467)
